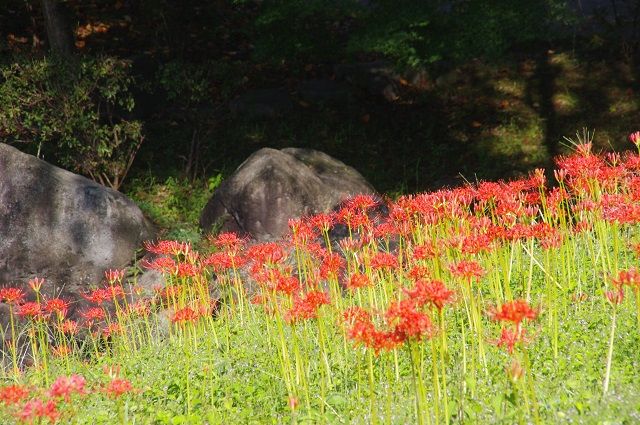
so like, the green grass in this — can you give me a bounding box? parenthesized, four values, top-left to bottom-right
(3, 144, 640, 423)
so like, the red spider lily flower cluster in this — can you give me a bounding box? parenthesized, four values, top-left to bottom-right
(611, 267, 640, 289)
(172, 306, 200, 324)
(144, 240, 192, 256)
(0, 372, 137, 423)
(606, 267, 640, 305)
(104, 378, 134, 398)
(0, 287, 25, 304)
(404, 279, 456, 311)
(346, 273, 372, 291)
(43, 298, 69, 320)
(18, 398, 60, 423)
(47, 375, 87, 401)
(370, 252, 398, 270)
(448, 260, 485, 281)
(16, 302, 42, 318)
(344, 279, 455, 354)
(489, 299, 538, 354)
(285, 291, 331, 323)
(0, 384, 30, 406)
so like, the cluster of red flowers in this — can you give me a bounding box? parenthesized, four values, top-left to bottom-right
(284, 291, 331, 323)
(489, 299, 538, 354)
(345, 278, 456, 354)
(0, 372, 134, 423)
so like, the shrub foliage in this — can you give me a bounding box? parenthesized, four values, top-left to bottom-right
(0, 56, 143, 190)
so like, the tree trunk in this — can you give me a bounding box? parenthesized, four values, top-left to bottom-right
(40, 0, 74, 58)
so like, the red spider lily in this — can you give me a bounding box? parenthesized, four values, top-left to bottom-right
(176, 261, 201, 278)
(17, 398, 59, 423)
(144, 240, 191, 256)
(406, 265, 431, 281)
(141, 256, 177, 274)
(82, 288, 110, 305)
(309, 212, 335, 233)
(531, 223, 563, 249)
(288, 218, 317, 245)
(104, 378, 134, 398)
(0, 287, 25, 305)
(347, 316, 376, 346)
(43, 298, 69, 320)
(246, 242, 287, 265)
(0, 384, 30, 406)
(461, 234, 493, 255)
(81, 307, 106, 322)
(601, 197, 640, 224)
(605, 288, 624, 306)
(209, 232, 247, 253)
(47, 375, 87, 401)
(102, 323, 123, 338)
(412, 243, 438, 260)
(373, 221, 400, 239)
(285, 291, 331, 323)
(493, 327, 528, 354)
(370, 252, 398, 270)
(15, 302, 42, 318)
(203, 252, 235, 272)
(554, 168, 567, 183)
(344, 194, 379, 212)
(338, 237, 364, 253)
(346, 273, 372, 291)
(320, 253, 345, 279)
(272, 274, 301, 295)
(107, 285, 126, 300)
(629, 131, 640, 147)
(448, 260, 485, 281)
(386, 299, 433, 340)
(27, 277, 45, 293)
(347, 320, 405, 354)
(612, 268, 640, 289)
(172, 307, 199, 324)
(624, 153, 640, 171)
(342, 306, 372, 326)
(104, 269, 125, 284)
(404, 279, 455, 311)
(488, 299, 538, 327)
(58, 320, 80, 335)
(342, 306, 407, 355)
(348, 211, 373, 229)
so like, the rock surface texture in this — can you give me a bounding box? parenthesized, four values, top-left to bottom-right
(0, 143, 154, 314)
(200, 147, 375, 240)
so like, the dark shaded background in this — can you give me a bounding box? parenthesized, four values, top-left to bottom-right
(1, 0, 639, 194)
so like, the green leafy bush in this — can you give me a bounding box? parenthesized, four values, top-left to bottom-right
(0, 55, 143, 190)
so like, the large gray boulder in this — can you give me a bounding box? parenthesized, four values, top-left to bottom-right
(200, 147, 375, 240)
(0, 143, 155, 314)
